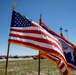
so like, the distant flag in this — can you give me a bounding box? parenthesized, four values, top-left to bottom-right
(40, 21, 76, 70)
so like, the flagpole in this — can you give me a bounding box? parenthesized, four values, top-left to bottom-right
(64, 29, 68, 40)
(5, 2, 17, 75)
(5, 43, 10, 75)
(38, 51, 40, 75)
(38, 14, 42, 75)
(59, 27, 63, 36)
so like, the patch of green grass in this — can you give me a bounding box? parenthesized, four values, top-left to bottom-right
(0, 59, 76, 75)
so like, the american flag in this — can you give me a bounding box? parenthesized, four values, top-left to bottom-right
(8, 9, 70, 75)
(9, 10, 65, 61)
(9, 10, 69, 75)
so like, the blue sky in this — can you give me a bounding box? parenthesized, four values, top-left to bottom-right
(0, 0, 76, 56)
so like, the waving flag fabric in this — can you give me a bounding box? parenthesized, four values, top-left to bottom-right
(40, 21, 76, 70)
(9, 9, 69, 75)
(40, 21, 69, 75)
(9, 9, 65, 62)
(60, 34, 76, 69)
(40, 52, 69, 75)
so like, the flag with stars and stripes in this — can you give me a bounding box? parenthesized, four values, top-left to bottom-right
(9, 9, 69, 75)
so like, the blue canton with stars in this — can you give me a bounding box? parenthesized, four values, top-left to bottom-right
(11, 10, 31, 27)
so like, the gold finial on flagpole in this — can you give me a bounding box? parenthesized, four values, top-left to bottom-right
(5, 2, 17, 75)
(11, 2, 17, 9)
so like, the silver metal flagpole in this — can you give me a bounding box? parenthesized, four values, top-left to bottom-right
(5, 2, 17, 75)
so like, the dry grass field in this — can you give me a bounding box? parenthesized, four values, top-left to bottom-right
(0, 59, 76, 75)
